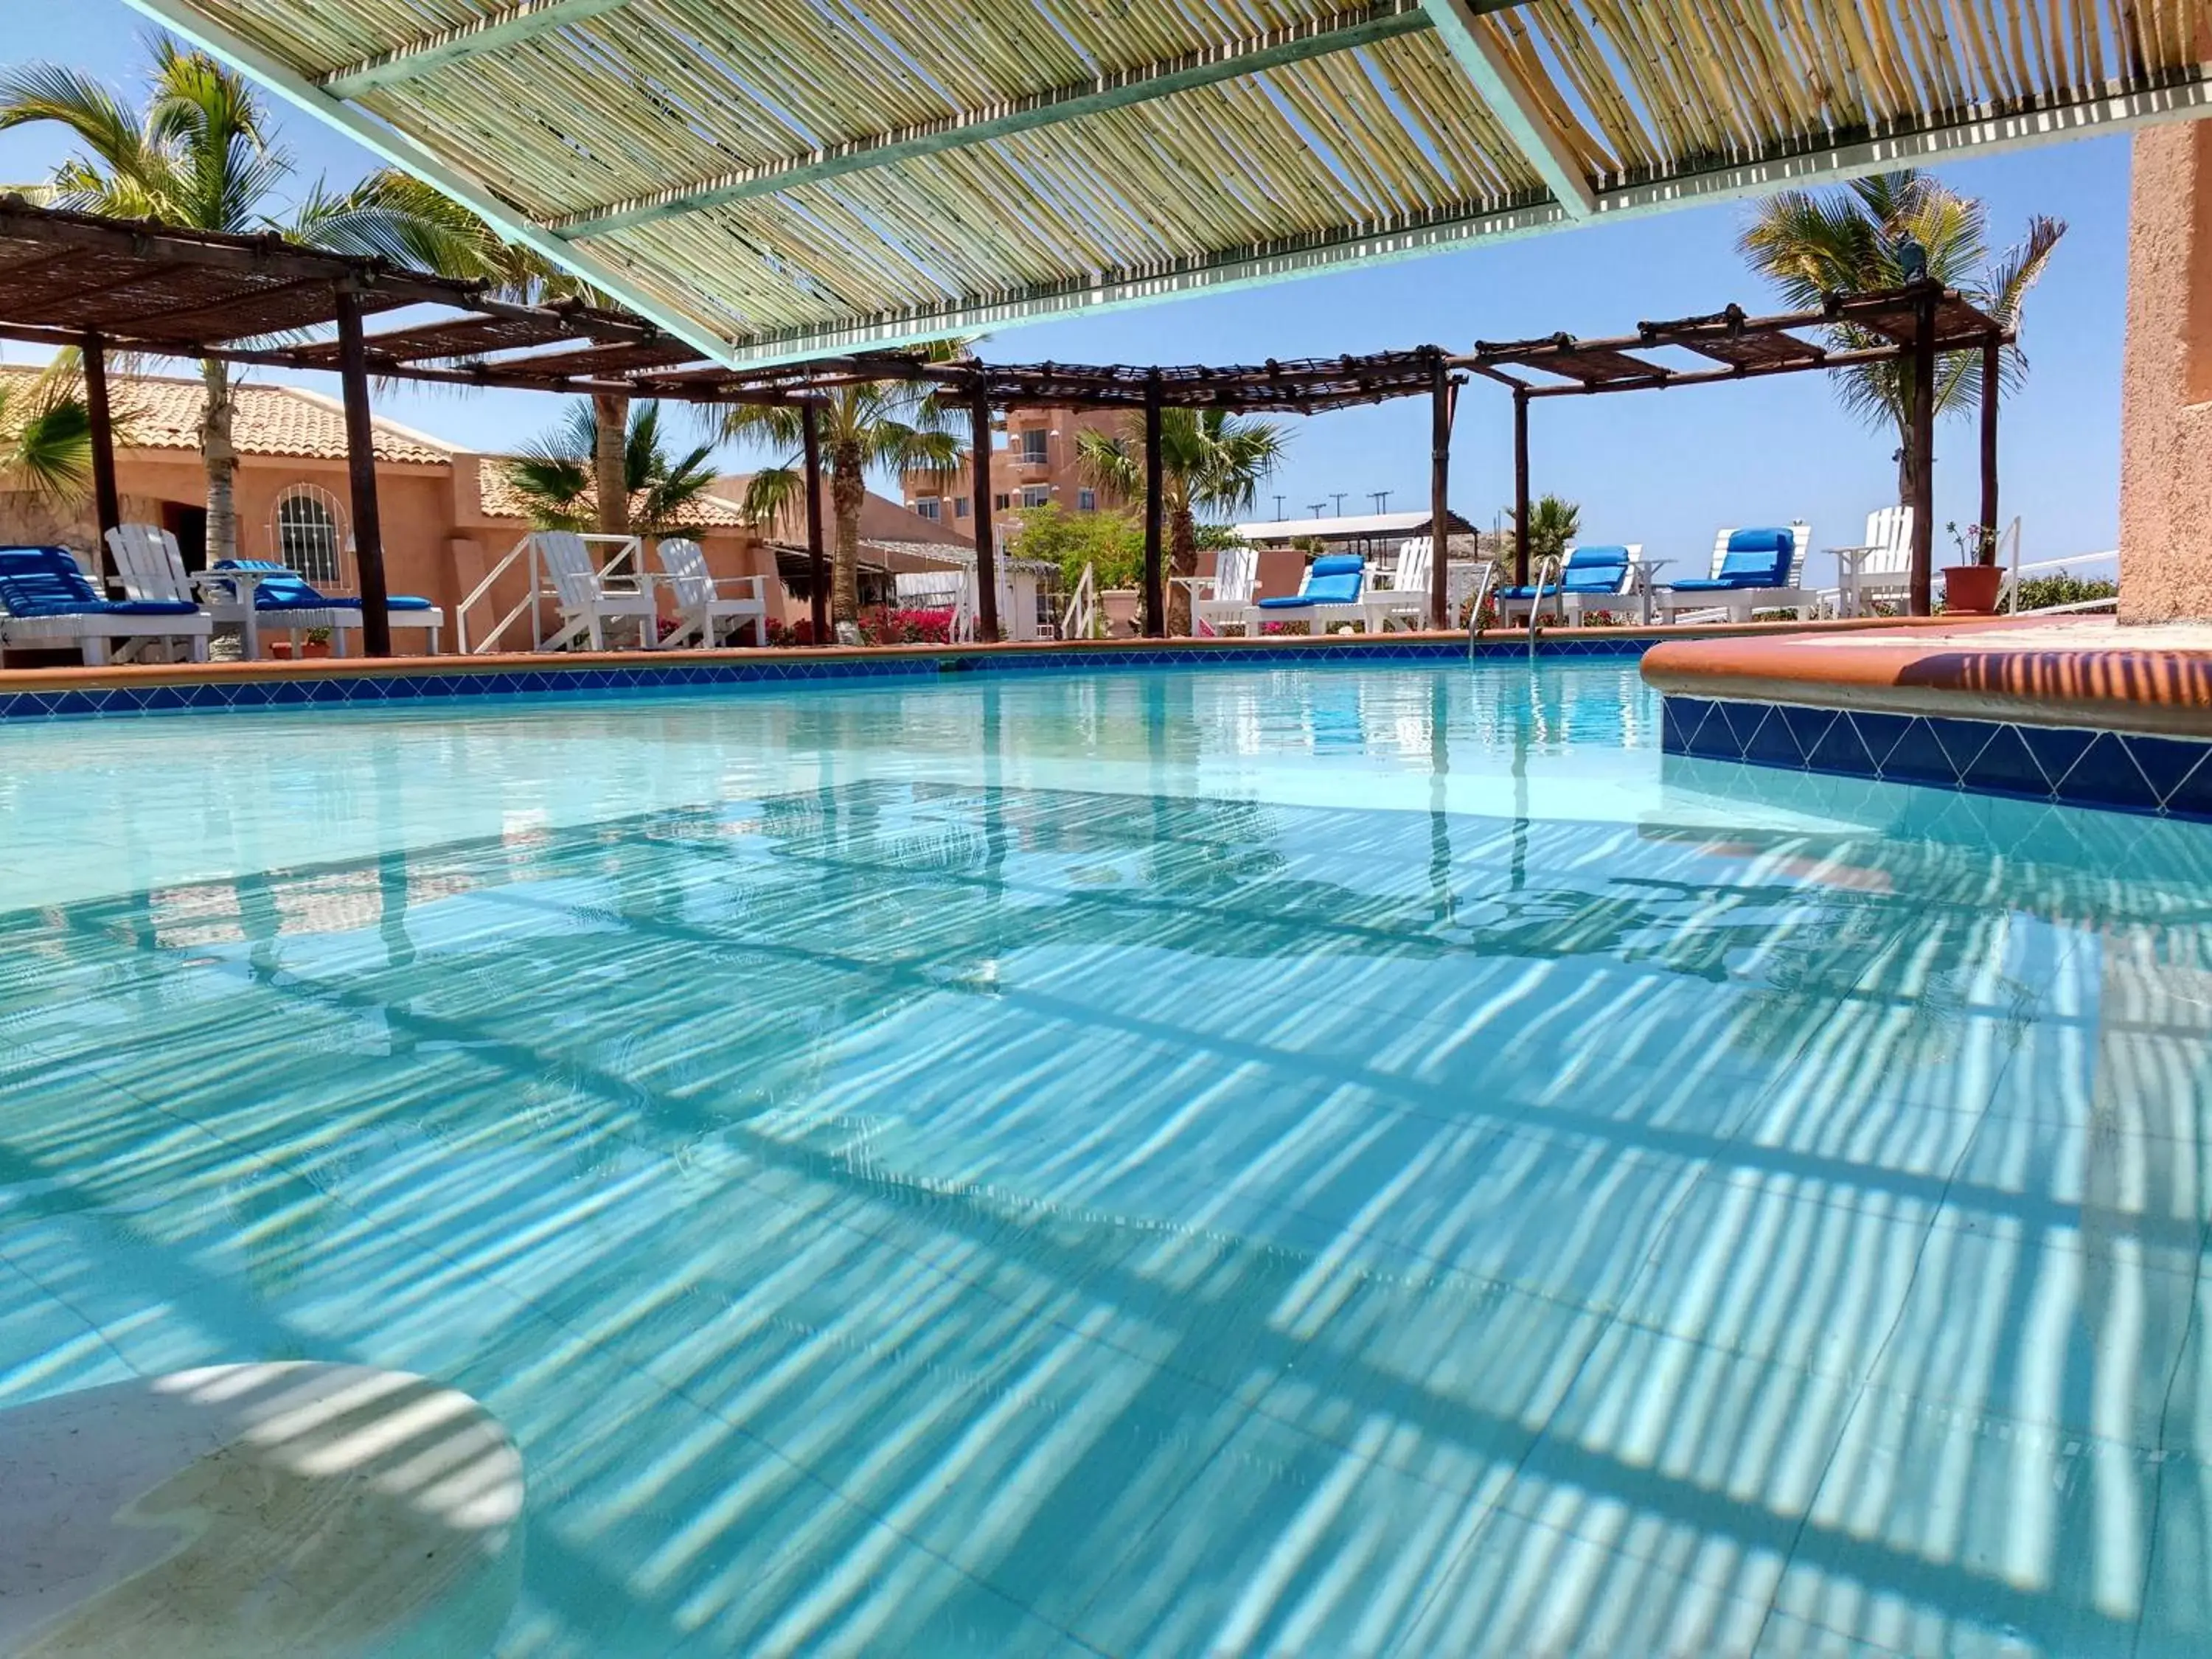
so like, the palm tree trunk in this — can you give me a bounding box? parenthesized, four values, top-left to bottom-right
(831, 447, 864, 626)
(1167, 507, 1198, 637)
(591, 392, 630, 538)
(200, 359, 240, 564)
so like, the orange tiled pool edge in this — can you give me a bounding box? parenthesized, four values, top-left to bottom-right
(1644, 617, 2212, 818)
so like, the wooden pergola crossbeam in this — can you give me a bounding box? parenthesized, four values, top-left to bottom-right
(319, 0, 630, 100)
(1419, 0, 1596, 218)
(551, 0, 1461, 239)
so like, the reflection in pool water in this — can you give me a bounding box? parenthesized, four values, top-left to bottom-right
(0, 663, 2207, 1655)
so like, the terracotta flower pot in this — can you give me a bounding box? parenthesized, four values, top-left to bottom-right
(301, 640, 333, 659)
(1942, 563, 2003, 614)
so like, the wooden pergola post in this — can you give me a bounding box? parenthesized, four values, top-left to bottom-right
(1143, 371, 1164, 638)
(333, 284, 392, 656)
(1512, 386, 1531, 588)
(970, 388, 1000, 641)
(801, 400, 827, 640)
(1907, 284, 1938, 616)
(1979, 330, 2000, 554)
(1428, 352, 1450, 629)
(80, 331, 121, 560)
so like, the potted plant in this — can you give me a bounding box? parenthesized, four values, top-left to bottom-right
(1942, 521, 2003, 613)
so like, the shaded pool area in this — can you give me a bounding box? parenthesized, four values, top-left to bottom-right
(1, 661, 2207, 1656)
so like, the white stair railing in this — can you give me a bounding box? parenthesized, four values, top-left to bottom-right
(456, 532, 647, 654)
(456, 533, 540, 655)
(1060, 562, 1098, 640)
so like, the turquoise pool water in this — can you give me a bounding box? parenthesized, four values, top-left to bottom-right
(2, 660, 2209, 1657)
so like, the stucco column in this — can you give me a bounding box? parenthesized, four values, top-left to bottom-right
(2119, 122, 2212, 622)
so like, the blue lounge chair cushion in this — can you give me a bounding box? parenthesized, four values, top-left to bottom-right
(1669, 529, 1795, 592)
(0, 546, 200, 618)
(1258, 554, 1365, 609)
(212, 559, 435, 612)
(1560, 546, 1632, 593)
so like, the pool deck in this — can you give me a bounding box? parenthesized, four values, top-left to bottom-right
(1643, 616, 2212, 739)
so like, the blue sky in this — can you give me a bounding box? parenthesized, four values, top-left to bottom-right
(2, 5, 2132, 582)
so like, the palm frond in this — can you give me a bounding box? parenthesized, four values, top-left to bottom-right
(735, 465, 804, 530)
(0, 382, 94, 501)
(716, 403, 807, 452)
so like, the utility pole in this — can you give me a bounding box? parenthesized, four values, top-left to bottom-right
(1273, 494, 1285, 519)
(1371, 490, 1391, 513)
(1307, 501, 1327, 517)
(1331, 492, 1346, 515)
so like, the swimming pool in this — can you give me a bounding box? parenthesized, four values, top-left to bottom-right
(2, 659, 2207, 1656)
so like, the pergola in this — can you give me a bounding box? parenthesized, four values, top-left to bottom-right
(0, 199, 2001, 654)
(128, 0, 2208, 370)
(1464, 288, 2013, 615)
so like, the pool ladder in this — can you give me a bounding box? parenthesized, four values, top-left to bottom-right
(1463, 556, 1561, 662)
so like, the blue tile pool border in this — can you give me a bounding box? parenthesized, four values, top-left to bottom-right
(1662, 693, 2212, 821)
(0, 633, 1655, 724)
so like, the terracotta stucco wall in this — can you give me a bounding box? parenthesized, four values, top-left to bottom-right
(2120, 122, 2212, 622)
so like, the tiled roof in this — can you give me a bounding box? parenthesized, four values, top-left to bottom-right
(473, 459, 749, 528)
(0, 366, 453, 465)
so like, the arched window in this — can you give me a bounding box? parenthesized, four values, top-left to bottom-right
(271, 485, 347, 588)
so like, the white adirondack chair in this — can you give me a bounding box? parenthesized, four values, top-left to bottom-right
(535, 532, 661, 650)
(1180, 543, 1258, 636)
(1359, 538, 1438, 632)
(655, 538, 768, 647)
(1829, 507, 1913, 616)
(0, 545, 210, 664)
(106, 524, 347, 660)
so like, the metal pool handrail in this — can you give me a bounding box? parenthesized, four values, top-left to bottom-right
(1463, 560, 1498, 664)
(1526, 554, 1562, 650)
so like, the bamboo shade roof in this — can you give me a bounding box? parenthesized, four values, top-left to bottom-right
(136, 0, 2212, 368)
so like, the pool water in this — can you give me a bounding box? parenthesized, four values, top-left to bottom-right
(2, 661, 2209, 1657)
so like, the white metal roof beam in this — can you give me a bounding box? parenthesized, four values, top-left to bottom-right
(551, 0, 1491, 239)
(321, 0, 630, 100)
(117, 0, 740, 367)
(708, 72, 2212, 366)
(1421, 0, 1596, 218)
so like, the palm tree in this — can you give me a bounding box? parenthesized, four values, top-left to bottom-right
(502, 400, 718, 536)
(1739, 171, 2064, 504)
(1077, 408, 1289, 635)
(1520, 493, 1579, 564)
(720, 372, 964, 628)
(0, 36, 512, 563)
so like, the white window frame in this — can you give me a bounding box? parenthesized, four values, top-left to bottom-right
(271, 483, 349, 590)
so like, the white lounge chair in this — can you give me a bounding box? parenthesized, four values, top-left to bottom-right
(1829, 507, 1912, 617)
(655, 537, 767, 647)
(108, 522, 350, 660)
(1655, 525, 1816, 622)
(0, 545, 209, 664)
(1493, 543, 1649, 626)
(107, 525, 446, 657)
(1249, 553, 1368, 634)
(1177, 543, 1257, 636)
(535, 531, 662, 650)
